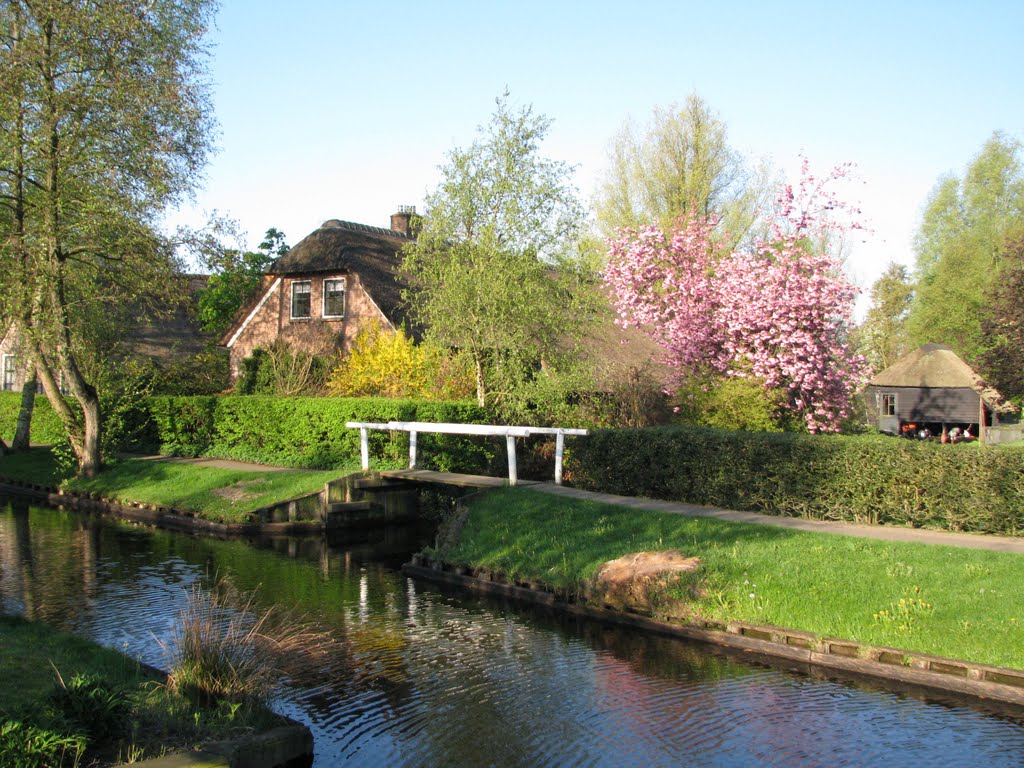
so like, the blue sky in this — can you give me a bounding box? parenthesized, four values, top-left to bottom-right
(170, 0, 1024, 316)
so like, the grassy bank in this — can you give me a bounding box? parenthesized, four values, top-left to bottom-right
(438, 488, 1024, 670)
(0, 614, 280, 766)
(0, 448, 357, 523)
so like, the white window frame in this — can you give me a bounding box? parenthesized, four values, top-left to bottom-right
(290, 280, 312, 320)
(881, 393, 897, 417)
(322, 277, 346, 319)
(1, 354, 16, 391)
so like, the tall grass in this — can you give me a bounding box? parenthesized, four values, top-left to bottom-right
(164, 580, 339, 706)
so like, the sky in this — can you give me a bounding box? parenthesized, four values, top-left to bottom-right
(168, 0, 1024, 318)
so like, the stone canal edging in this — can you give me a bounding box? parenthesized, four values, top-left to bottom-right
(0, 473, 414, 537)
(404, 556, 1024, 712)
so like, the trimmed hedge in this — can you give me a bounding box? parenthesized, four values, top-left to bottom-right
(146, 395, 491, 470)
(0, 392, 67, 445)
(566, 427, 1024, 535)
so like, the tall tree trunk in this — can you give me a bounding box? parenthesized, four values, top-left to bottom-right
(474, 353, 486, 408)
(12, 369, 36, 450)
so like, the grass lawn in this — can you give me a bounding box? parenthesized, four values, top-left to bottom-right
(0, 447, 359, 523)
(441, 487, 1024, 670)
(0, 614, 280, 766)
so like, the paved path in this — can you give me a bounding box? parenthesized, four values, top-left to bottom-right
(531, 483, 1024, 554)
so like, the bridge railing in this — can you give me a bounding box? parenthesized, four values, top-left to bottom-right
(345, 421, 589, 486)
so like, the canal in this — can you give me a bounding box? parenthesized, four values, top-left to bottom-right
(2, 496, 1024, 767)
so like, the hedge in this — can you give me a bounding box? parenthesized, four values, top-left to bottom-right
(566, 426, 1024, 535)
(146, 395, 491, 470)
(0, 392, 67, 445)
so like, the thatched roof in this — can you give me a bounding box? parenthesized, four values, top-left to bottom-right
(269, 219, 413, 327)
(870, 343, 1014, 413)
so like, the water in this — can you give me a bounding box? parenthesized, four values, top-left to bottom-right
(3, 496, 1024, 767)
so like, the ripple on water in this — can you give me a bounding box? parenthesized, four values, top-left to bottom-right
(3, 503, 1024, 768)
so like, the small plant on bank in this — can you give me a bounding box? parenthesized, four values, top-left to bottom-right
(164, 579, 339, 706)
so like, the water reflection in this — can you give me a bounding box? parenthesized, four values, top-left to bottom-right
(2, 497, 1024, 767)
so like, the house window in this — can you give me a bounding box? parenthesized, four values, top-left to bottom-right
(2, 354, 15, 391)
(882, 393, 897, 417)
(323, 278, 345, 318)
(290, 281, 311, 319)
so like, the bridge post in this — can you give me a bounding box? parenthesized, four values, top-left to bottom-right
(409, 430, 418, 469)
(359, 428, 369, 471)
(506, 434, 518, 486)
(554, 431, 565, 485)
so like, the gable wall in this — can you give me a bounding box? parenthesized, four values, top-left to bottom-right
(226, 272, 393, 380)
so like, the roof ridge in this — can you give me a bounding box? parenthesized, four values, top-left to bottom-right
(318, 218, 413, 239)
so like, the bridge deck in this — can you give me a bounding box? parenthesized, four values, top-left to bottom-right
(380, 469, 540, 489)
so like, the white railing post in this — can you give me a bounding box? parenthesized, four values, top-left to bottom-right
(409, 430, 418, 469)
(506, 433, 518, 486)
(359, 428, 369, 471)
(554, 431, 565, 485)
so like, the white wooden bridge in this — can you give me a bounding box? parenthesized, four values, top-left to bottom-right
(345, 421, 589, 486)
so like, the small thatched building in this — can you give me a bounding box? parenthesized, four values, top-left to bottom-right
(865, 343, 1015, 438)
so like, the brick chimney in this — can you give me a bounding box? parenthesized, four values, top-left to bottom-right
(390, 205, 416, 236)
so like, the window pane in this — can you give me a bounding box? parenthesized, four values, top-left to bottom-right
(291, 282, 311, 318)
(324, 278, 345, 317)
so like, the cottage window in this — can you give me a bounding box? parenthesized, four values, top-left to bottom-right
(882, 393, 897, 417)
(2, 354, 15, 391)
(323, 278, 345, 318)
(291, 281, 311, 319)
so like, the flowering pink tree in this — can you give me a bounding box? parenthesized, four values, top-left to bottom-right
(604, 160, 870, 433)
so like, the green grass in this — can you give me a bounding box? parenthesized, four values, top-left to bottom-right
(0, 614, 281, 766)
(0, 447, 359, 523)
(442, 488, 1024, 670)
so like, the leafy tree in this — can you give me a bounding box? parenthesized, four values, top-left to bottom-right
(198, 228, 288, 336)
(0, 0, 216, 476)
(853, 263, 914, 373)
(977, 233, 1024, 402)
(906, 133, 1024, 359)
(400, 92, 594, 410)
(604, 161, 868, 433)
(592, 94, 769, 246)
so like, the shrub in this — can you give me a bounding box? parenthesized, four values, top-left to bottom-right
(567, 427, 1024, 535)
(147, 395, 491, 470)
(236, 339, 336, 396)
(327, 322, 475, 400)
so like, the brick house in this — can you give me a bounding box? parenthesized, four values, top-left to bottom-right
(219, 209, 416, 380)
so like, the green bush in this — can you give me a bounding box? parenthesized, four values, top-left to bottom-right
(567, 427, 1024, 535)
(0, 392, 68, 446)
(147, 395, 491, 471)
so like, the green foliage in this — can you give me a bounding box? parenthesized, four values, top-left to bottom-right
(592, 93, 770, 247)
(400, 91, 596, 408)
(0, 392, 67, 445)
(326, 322, 475, 400)
(198, 228, 288, 336)
(567, 427, 1024, 535)
(0, 719, 86, 767)
(673, 375, 796, 432)
(147, 395, 491, 471)
(907, 133, 1024, 360)
(236, 340, 336, 396)
(977, 233, 1024, 402)
(854, 262, 914, 374)
(148, 347, 231, 396)
(49, 672, 129, 745)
